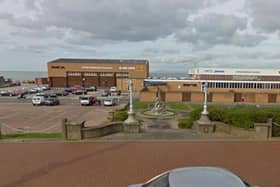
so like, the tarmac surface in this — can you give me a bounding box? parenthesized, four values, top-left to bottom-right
(0, 103, 120, 134)
(0, 141, 279, 187)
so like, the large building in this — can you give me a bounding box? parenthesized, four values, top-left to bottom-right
(47, 58, 149, 91)
(140, 68, 280, 104)
(189, 68, 280, 81)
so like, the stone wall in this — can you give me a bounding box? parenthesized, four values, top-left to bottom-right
(62, 119, 124, 140)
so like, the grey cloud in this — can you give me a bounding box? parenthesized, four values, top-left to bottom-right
(247, 0, 280, 33)
(12, 0, 205, 42)
(175, 13, 263, 47)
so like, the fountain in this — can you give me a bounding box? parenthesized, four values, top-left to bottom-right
(142, 87, 175, 119)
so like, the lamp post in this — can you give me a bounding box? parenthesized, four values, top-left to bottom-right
(124, 79, 140, 133)
(201, 82, 208, 115)
(82, 77, 85, 95)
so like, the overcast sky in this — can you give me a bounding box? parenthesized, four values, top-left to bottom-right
(1, 0, 280, 72)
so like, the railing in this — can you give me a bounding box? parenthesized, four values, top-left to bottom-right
(272, 122, 280, 137)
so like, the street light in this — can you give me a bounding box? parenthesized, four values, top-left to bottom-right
(201, 82, 208, 115)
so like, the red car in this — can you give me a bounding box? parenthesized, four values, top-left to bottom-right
(71, 85, 82, 92)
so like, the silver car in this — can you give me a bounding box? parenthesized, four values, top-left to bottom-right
(128, 167, 253, 187)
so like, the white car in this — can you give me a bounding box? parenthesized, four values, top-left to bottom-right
(103, 98, 116, 106)
(110, 86, 117, 92)
(32, 96, 47, 106)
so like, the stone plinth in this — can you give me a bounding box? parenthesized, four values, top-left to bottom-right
(123, 111, 140, 133)
(254, 119, 272, 140)
(196, 114, 215, 133)
(62, 119, 85, 140)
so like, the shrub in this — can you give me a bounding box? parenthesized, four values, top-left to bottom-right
(112, 111, 128, 121)
(178, 118, 193, 129)
(208, 107, 227, 121)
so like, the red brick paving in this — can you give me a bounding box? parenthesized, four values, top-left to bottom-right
(0, 141, 279, 187)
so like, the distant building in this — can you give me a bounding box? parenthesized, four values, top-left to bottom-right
(47, 58, 149, 91)
(189, 68, 280, 81)
(140, 68, 280, 104)
(35, 77, 49, 85)
(0, 76, 4, 86)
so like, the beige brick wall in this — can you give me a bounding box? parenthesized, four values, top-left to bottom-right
(212, 92, 234, 103)
(243, 93, 255, 103)
(139, 92, 156, 102)
(165, 93, 182, 102)
(255, 93, 268, 103)
(191, 92, 204, 103)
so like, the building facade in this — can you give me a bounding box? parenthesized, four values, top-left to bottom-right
(140, 68, 280, 104)
(189, 68, 280, 81)
(47, 58, 149, 91)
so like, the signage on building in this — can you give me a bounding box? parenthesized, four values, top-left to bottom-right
(81, 66, 113, 70)
(119, 66, 136, 70)
(51, 66, 65, 69)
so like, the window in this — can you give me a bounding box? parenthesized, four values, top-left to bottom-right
(68, 72, 81, 76)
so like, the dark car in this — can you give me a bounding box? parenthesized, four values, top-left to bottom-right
(64, 88, 72, 93)
(45, 97, 60, 106)
(53, 90, 69, 96)
(72, 90, 87, 95)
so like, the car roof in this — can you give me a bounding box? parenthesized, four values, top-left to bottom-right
(141, 167, 248, 187)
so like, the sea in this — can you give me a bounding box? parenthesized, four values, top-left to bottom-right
(0, 71, 187, 81)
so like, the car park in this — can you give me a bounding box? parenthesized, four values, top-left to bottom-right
(103, 98, 117, 106)
(80, 96, 97, 106)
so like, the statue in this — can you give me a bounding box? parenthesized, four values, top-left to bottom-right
(151, 87, 166, 114)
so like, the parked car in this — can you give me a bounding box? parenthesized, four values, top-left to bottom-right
(72, 90, 87, 95)
(128, 167, 252, 187)
(0, 90, 15, 96)
(64, 88, 72, 93)
(110, 86, 117, 92)
(71, 85, 82, 92)
(101, 90, 110, 97)
(103, 98, 117, 106)
(28, 88, 38, 94)
(32, 95, 47, 106)
(45, 97, 60, 106)
(85, 86, 97, 92)
(80, 96, 97, 106)
(53, 90, 69, 96)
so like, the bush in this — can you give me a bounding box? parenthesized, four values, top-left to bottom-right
(112, 111, 128, 121)
(208, 107, 227, 121)
(178, 118, 193, 129)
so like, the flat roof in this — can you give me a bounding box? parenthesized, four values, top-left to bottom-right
(189, 68, 280, 76)
(48, 58, 149, 65)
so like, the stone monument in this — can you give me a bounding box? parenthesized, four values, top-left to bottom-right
(123, 79, 141, 133)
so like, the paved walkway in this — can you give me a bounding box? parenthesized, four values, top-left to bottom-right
(0, 141, 280, 187)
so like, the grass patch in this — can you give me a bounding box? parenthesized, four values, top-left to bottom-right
(1, 133, 63, 139)
(133, 101, 148, 110)
(168, 102, 189, 110)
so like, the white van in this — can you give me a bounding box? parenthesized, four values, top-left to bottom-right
(32, 95, 47, 106)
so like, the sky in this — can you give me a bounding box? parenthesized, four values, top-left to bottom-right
(1, 0, 280, 72)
